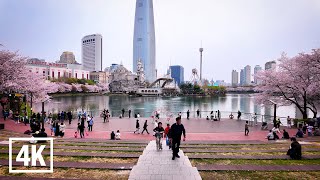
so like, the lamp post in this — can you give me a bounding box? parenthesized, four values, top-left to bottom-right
(41, 101, 45, 131)
(268, 100, 277, 122)
(30, 92, 33, 118)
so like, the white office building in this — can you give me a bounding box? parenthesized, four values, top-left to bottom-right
(82, 34, 103, 72)
(231, 70, 239, 87)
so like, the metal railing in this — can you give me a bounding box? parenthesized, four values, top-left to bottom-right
(38, 109, 289, 126)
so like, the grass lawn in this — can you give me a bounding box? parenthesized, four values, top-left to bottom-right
(0, 167, 129, 180)
(185, 151, 320, 156)
(191, 159, 320, 166)
(199, 171, 320, 180)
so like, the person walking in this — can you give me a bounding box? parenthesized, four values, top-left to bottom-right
(217, 110, 221, 121)
(187, 110, 190, 120)
(78, 123, 85, 138)
(164, 123, 171, 149)
(141, 120, 150, 134)
(168, 117, 186, 160)
(103, 112, 107, 123)
(86, 115, 91, 127)
(129, 109, 131, 118)
(196, 109, 200, 118)
(88, 117, 94, 131)
(253, 113, 258, 126)
(68, 111, 72, 125)
(122, 108, 125, 118)
(134, 120, 140, 134)
(237, 110, 241, 120)
(245, 121, 249, 136)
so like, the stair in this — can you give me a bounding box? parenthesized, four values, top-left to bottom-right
(129, 140, 202, 180)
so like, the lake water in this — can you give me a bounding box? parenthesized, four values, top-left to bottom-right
(34, 94, 301, 123)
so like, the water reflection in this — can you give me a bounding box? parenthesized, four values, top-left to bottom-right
(34, 94, 297, 119)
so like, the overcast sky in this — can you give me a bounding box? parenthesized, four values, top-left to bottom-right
(1, 0, 320, 83)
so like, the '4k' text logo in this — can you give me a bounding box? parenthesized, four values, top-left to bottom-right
(9, 138, 53, 173)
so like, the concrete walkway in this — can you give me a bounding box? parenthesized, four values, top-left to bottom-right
(129, 140, 202, 180)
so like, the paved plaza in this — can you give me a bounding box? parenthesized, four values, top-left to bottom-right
(1, 115, 298, 141)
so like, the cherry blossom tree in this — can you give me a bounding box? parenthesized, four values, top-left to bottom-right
(255, 49, 320, 119)
(0, 50, 51, 103)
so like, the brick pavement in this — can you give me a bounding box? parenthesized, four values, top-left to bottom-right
(196, 164, 320, 171)
(129, 140, 202, 180)
(0, 159, 134, 170)
(1, 115, 304, 141)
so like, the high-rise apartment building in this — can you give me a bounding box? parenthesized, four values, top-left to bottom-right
(254, 65, 262, 84)
(170, 65, 184, 85)
(231, 70, 239, 87)
(244, 65, 251, 85)
(133, 0, 156, 82)
(240, 69, 245, 86)
(82, 34, 102, 72)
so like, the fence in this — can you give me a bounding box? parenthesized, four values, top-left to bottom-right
(54, 109, 288, 126)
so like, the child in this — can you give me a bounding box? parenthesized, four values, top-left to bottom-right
(245, 121, 249, 136)
(164, 124, 171, 149)
(115, 130, 121, 140)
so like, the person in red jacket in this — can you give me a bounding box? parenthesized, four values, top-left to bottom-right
(164, 124, 171, 149)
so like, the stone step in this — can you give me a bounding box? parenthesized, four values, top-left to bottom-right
(129, 140, 202, 180)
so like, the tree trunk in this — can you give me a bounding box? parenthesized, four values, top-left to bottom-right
(303, 92, 308, 119)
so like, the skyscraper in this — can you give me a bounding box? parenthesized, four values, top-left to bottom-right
(231, 70, 238, 87)
(240, 69, 245, 86)
(82, 34, 102, 72)
(170, 65, 184, 85)
(244, 65, 251, 85)
(133, 0, 156, 83)
(254, 65, 262, 84)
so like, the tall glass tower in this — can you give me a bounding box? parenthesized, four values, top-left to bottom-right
(133, 0, 156, 83)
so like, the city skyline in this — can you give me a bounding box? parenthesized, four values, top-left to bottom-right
(1, 0, 320, 83)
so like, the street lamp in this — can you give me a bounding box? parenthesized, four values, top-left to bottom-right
(268, 100, 277, 122)
(41, 97, 50, 132)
